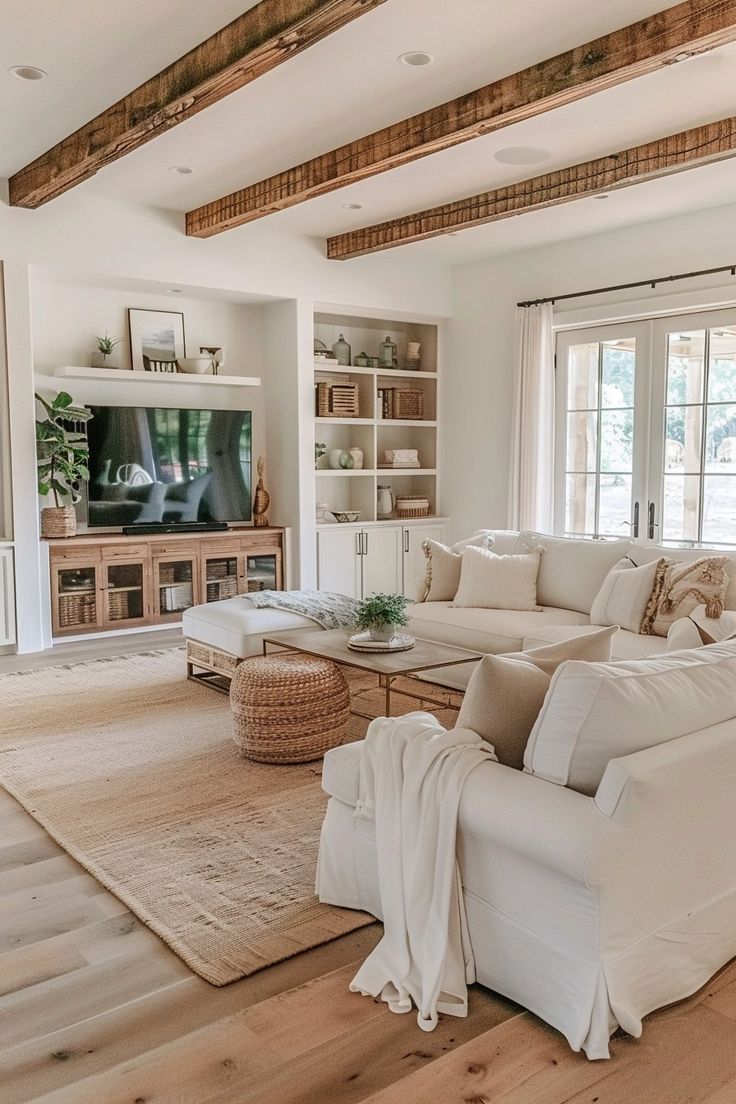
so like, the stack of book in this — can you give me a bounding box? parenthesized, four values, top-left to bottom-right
(378, 449, 420, 469)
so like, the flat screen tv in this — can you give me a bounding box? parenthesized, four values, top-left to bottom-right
(86, 405, 252, 527)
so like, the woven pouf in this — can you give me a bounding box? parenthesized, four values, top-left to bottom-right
(230, 653, 350, 763)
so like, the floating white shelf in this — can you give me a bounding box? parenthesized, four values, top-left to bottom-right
(52, 366, 261, 387)
(316, 469, 377, 477)
(314, 363, 437, 380)
(315, 416, 375, 426)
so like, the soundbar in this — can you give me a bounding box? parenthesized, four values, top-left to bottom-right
(122, 522, 229, 535)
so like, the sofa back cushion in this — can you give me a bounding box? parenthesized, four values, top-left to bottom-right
(629, 544, 736, 612)
(517, 532, 632, 614)
(456, 626, 618, 768)
(524, 640, 736, 795)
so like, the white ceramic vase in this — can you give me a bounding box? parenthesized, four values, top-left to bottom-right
(349, 447, 364, 469)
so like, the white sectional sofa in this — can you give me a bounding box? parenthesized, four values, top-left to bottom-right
(183, 530, 736, 685)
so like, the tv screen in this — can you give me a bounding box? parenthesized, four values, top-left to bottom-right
(86, 405, 252, 527)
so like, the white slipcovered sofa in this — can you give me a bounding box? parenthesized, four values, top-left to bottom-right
(317, 640, 736, 1058)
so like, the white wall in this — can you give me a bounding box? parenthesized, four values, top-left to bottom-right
(446, 199, 736, 540)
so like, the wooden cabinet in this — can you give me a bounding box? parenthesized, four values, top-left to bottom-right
(48, 528, 286, 637)
(317, 522, 445, 599)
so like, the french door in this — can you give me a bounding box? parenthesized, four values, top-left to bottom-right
(556, 308, 736, 548)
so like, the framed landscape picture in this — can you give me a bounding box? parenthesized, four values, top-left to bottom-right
(128, 308, 185, 372)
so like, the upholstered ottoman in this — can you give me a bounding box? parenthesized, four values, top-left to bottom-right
(230, 653, 350, 763)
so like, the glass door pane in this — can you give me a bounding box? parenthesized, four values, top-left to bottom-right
(205, 555, 240, 602)
(157, 558, 195, 615)
(246, 554, 278, 592)
(556, 324, 649, 539)
(105, 562, 145, 624)
(56, 565, 99, 631)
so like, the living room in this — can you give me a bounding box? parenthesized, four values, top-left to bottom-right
(3, 2, 736, 1102)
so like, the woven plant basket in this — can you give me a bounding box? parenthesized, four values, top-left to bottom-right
(41, 506, 77, 539)
(230, 653, 350, 764)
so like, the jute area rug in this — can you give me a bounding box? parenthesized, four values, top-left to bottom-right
(0, 648, 460, 985)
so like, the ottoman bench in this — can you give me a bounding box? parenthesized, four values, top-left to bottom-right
(183, 596, 322, 691)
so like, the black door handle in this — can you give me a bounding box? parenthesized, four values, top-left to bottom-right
(633, 501, 639, 539)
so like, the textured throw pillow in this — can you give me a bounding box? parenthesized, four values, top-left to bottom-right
(640, 556, 730, 638)
(456, 625, 618, 769)
(420, 532, 494, 602)
(590, 557, 664, 632)
(452, 547, 541, 612)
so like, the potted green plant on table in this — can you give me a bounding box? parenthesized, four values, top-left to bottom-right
(35, 391, 93, 539)
(91, 332, 121, 369)
(355, 592, 411, 643)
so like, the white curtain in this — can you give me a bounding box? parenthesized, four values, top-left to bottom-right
(508, 302, 555, 533)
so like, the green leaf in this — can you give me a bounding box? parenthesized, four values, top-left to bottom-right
(54, 391, 73, 410)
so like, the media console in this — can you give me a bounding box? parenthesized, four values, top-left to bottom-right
(46, 527, 286, 638)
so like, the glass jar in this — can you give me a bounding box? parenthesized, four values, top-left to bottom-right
(354, 351, 369, 368)
(379, 335, 398, 369)
(332, 333, 351, 366)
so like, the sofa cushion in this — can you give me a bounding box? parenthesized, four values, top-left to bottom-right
(182, 597, 318, 657)
(640, 556, 730, 637)
(590, 557, 663, 632)
(421, 532, 494, 602)
(629, 544, 736, 612)
(453, 548, 542, 612)
(407, 601, 590, 656)
(522, 623, 665, 661)
(322, 741, 362, 807)
(524, 641, 736, 796)
(456, 627, 617, 769)
(517, 532, 632, 614)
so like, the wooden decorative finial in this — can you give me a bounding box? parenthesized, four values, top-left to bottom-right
(253, 455, 270, 528)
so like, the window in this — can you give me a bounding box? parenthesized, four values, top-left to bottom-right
(556, 308, 736, 547)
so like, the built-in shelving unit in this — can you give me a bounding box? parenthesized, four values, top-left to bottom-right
(53, 366, 261, 387)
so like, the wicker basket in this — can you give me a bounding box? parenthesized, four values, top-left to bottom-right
(41, 506, 77, 539)
(187, 640, 240, 678)
(206, 575, 239, 602)
(230, 653, 350, 763)
(58, 591, 96, 628)
(315, 381, 359, 418)
(394, 388, 425, 420)
(395, 495, 430, 519)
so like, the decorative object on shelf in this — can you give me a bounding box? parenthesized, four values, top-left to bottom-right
(129, 308, 185, 373)
(91, 332, 121, 369)
(349, 447, 364, 469)
(367, 356, 380, 368)
(339, 451, 354, 469)
(328, 448, 346, 469)
(315, 381, 359, 418)
(178, 356, 212, 374)
(252, 455, 270, 527)
(332, 510, 361, 523)
(377, 484, 395, 518)
(377, 388, 385, 418)
(379, 334, 398, 369)
(316, 502, 330, 523)
(381, 387, 425, 420)
(315, 441, 327, 468)
(332, 333, 352, 366)
(354, 351, 369, 368)
(347, 631, 416, 653)
(396, 495, 430, 519)
(355, 591, 411, 643)
(200, 346, 223, 375)
(406, 341, 421, 370)
(379, 448, 420, 469)
(35, 390, 92, 540)
(314, 338, 337, 363)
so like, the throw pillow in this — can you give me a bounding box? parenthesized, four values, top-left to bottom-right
(456, 625, 618, 769)
(667, 606, 736, 650)
(640, 556, 730, 638)
(420, 532, 494, 602)
(452, 547, 541, 612)
(590, 557, 664, 632)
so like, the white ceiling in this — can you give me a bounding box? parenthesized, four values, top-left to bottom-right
(3, 0, 736, 266)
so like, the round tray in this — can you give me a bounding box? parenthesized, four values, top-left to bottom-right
(347, 631, 416, 653)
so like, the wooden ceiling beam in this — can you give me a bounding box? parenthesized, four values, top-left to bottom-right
(186, 0, 736, 237)
(8, 0, 387, 209)
(325, 115, 736, 259)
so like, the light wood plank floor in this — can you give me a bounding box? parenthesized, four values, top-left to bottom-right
(2, 634, 736, 1103)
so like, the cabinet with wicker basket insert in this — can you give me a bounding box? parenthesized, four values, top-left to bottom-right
(153, 550, 199, 622)
(102, 560, 149, 628)
(51, 564, 103, 635)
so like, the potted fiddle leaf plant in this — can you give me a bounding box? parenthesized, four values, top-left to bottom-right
(35, 391, 93, 539)
(355, 592, 411, 643)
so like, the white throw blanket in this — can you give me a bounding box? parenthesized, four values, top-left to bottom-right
(350, 712, 496, 1031)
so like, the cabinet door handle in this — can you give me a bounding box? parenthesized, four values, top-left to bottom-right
(632, 501, 639, 539)
(356, 532, 362, 557)
(363, 532, 368, 557)
(404, 530, 409, 553)
(647, 501, 658, 540)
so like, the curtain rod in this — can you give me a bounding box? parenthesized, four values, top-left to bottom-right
(517, 263, 736, 308)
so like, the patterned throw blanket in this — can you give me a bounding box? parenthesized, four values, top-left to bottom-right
(247, 589, 360, 631)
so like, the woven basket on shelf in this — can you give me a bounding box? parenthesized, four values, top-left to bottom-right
(315, 381, 359, 418)
(58, 592, 96, 628)
(41, 506, 77, 539)
(394, 388, 424, 420)
(395, 495, 430, 519)
(230, 653, 350, 764)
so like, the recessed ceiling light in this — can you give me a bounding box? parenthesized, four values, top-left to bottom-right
(592, 193, 610, 200)
(398, 51, 434, 67)
(8, 65, 47, 81)
(342, 202, 363, 210)
(168, 165, 192, 175)
(494, 146, 550, 165)
(167, 288, 183, 294)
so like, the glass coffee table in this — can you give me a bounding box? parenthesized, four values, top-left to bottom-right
(262, 628, 483, 716)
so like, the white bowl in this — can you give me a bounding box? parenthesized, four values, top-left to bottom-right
(178, 356, 212, 374)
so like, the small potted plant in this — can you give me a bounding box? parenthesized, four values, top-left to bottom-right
(355, 592, 411, 643)
(91, 332, 121, 369)
(35, 391, 93, 539)
(315, 441, 327, 469)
